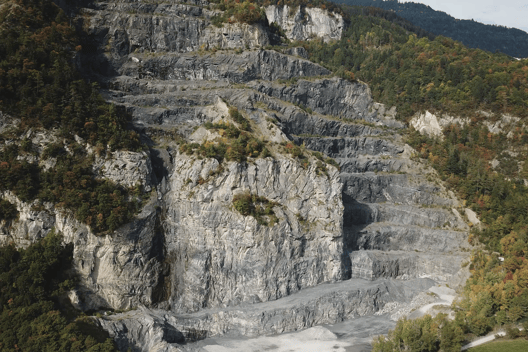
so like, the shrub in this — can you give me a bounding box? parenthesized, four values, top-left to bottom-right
(282, 141, 304, 158)
(0, 199, 18, 221)
(325, 157, 340, 170)
(232, 192, 279, 226)
(42, 142, 66, 159)
(204, 122, 241, 138)
(505, 325, 521, 339)
(229, 107, 250, 131)
(180, 129, 265, 163)
(211, 0, 266, 26)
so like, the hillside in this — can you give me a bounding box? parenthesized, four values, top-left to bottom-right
(1, 0, 528, 351)
(340, 0, 528, 58)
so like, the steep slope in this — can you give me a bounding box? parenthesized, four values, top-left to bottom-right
(0, 1, 472, 351)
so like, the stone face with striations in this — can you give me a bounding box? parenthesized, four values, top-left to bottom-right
(164, 155, 343, 312)
(265, 5, 345, 43)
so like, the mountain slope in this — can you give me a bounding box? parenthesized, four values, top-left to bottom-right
(302, 10, 528, 119)
(3, 0, 528, 351)
(340, 0, 528, 58)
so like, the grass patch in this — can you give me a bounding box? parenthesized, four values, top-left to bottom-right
(468, 339, 528, 352)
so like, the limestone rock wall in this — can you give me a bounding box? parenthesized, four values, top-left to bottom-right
(93, 150, 154, 191)
(164, 156, 343, 312)
(119, 50, 330, 83)
(265, 5, 345, 42)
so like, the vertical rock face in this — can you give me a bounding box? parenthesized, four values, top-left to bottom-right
(265, 5, 345, 42)
(1, 1, 472, 350)
(165, 157, 343, 312)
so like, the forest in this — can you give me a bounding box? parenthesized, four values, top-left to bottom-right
(301, 10, 528, 119)
(0, 231, 117, 351)
(340, 0, 528, 58)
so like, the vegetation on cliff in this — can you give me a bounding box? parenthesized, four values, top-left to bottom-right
(0, 199, 18, 222)
(0, 231, 117, 351)
(232, 192, 279, 226)
(179, 107, 270, 162)
(211, 0, 267, 26)
(210, 0, 346, 27)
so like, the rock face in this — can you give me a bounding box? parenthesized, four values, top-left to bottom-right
(93, 150, 154, 191)
(265, 5, 345, 42)
(164, 156, 343, 313)
(1, 1, 472, 351)
(98, 277, 435, 351)
(350, 250, 467, 282)
(119, 50, 330, 83)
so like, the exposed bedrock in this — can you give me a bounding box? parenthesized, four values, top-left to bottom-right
(265, 5, 345, 43)
(118, 50, 331, 82)
(98, 277, 435, 351)
(347, 223, 469, 253)
(341, 173, 454, 206)
(295, 136, 404, 159)
(350, 250, 467, 282)
(277, 108, 384, 138)
(164, 156, 344, 313)
(82, 3, 270, 57)
(248, 78, 376, 121)
(1, 190, 163, 311)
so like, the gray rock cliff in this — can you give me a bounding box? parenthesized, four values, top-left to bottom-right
(265, 5, 345, 42)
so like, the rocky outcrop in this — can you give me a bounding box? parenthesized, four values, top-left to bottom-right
(409, 110, 444, 137)
(0, 191, 56, 248)
(411, 110, 524, 138)
(0, 190, 162, 310)
(265, 5, 345, 42)
(93, 150, 154, 191)
(0, 111, 19, 135)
